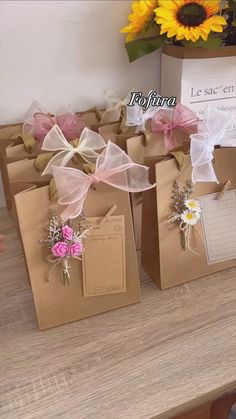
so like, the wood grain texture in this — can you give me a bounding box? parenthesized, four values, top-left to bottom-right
(0, 208, 236, 419)
(171, 402, 211, 419)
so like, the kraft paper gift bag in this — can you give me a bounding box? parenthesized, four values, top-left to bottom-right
(98, 121, 137, 147)
(0, 126, 27, 209)
(98, 104, 197, 250)
(15, 143, 152, 329)
(5, 158, 51, 214)
(14, 183, 141, 329)
(161, 45, 236, 118)
(6, 125, 108, 213)
(0, 136, 42, 210)
(124, 110, 195, 249)
(87, 89, 134, 131)
(0, 123, 23, 141)
(0, 102, 86, 209)
(141, 107, 236, 289)
(142, 148, 236, 289)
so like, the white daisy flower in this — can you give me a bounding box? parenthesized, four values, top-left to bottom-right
(185, 199, 201, 213)
(181, 210, 200, 226)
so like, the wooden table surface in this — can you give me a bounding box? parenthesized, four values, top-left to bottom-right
(0, 207, 236, 419)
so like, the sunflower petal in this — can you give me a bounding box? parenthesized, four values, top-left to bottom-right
(155, 8, 175, 20)
(157, 0, 180, 10)
(203, 0, 221, 16)
(121, 0, 157, 40)
(166, 27, 178, 37)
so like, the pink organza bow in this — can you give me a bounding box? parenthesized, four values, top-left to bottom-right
(151, 103, 198, 151)
(53, 141, 155, 221)
(23, 101, 85, 143)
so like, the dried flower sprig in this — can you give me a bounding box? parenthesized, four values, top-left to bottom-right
(168, 180, 201, 254)
(41, 211, 91, 284)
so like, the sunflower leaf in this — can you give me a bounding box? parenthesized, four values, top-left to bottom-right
(181, 36, 223, 49)
(125, 36, 166, 62)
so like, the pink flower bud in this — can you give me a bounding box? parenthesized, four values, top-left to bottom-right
(51, 242, 68, 258)
(62, 225, 73, 241)
(68, 242, 84, 257)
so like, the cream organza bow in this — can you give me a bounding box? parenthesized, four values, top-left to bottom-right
(101, 89, 133, 122)
(41, 125, 106, 175)
(53, 141, 155, 221)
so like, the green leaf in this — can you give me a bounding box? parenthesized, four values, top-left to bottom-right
(141, 19, 160, 38)
(181, 36, 223, 49)
(125, 36, 166, 62)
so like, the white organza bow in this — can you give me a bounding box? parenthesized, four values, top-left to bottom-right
(190, 108, 236, 183)
(101, 89, 132, 122)
(126, 103, 162, 133)
(41, 125, 106, 175)
(126, 92, 168, 133)
(53, 141, 155, 221)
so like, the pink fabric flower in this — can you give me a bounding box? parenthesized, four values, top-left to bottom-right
(68, 242, 84, 257)
(51, 242, 68, 258)
(62, 225, 73, 241)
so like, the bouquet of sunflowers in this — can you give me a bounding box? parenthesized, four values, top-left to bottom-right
(121, 0, 236, 62)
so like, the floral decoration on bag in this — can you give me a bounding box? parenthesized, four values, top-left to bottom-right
(168, 180, 202, 254)
(41, 211, 91, 284)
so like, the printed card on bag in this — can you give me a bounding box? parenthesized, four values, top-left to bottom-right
(81, 216, 126, 297)
(199, 190, 236, 265)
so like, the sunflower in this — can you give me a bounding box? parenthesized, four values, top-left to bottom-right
(121, 0, 157, 42)
(154, 0, 227, 43)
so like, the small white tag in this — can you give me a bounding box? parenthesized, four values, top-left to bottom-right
(199, 190, 236, 264)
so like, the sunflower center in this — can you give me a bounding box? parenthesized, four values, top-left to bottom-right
(177, 2, 207, 27)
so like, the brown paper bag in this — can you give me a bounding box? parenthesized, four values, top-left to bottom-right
(0, 123, 42, 209)
(126, 130, 189, 250)
(4, 158, 51, 212)
(98, 121, 137, 143)
(0, 110, 116, 209)
(99, 122, 190, 250)
(14, 182, 140, 329)
(142, 148, 236, 289)
(7, 158, 51, 186)
(0, 124, 26, 209)
(0, 123, 23, 141)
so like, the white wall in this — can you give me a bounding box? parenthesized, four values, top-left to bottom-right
(0, 0, 160, 207)
(0, 0, 160, 123)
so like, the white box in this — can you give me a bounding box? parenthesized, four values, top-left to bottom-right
(161, 45, 236, 118)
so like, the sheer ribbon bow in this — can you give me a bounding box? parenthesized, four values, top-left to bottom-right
(53, 141, 155, 221)
(101, 89, 132, 122)
(152, 103, 198, 151)
(190, 108, 236, 183)
(126, 103, 161, 133)
(23, 100, 85, 143)
(41, 125, 106, 175)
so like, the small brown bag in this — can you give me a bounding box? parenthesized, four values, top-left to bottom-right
(14, 181, 141, 329)
(142, 148, 236, 289)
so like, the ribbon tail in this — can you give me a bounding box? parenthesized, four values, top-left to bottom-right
(42, 150, 74, 175)
(187, 225, 200, 256)
(60, 193, 87, 222)
(80, 149, 101, 164)
(164, 129, 177, 151)
(192, 162, 219, 184)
